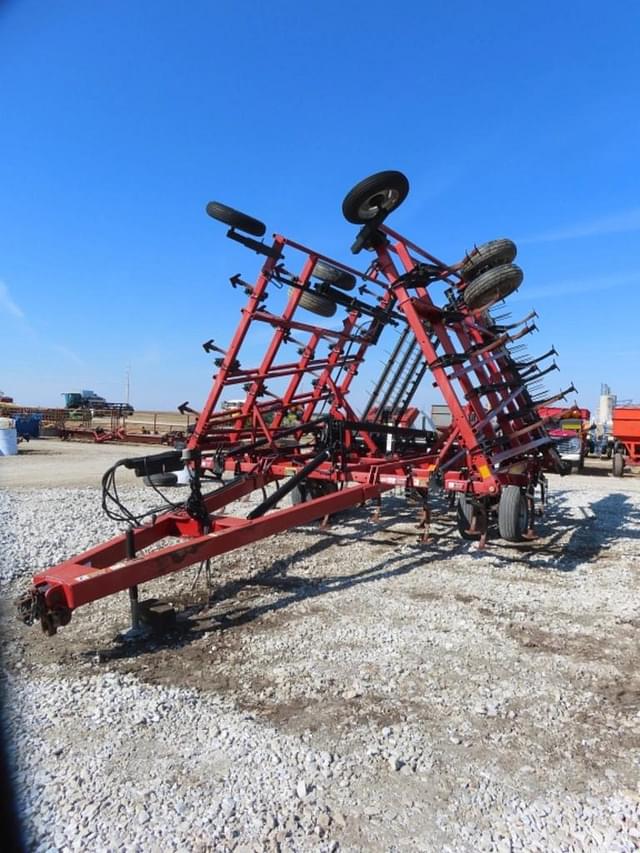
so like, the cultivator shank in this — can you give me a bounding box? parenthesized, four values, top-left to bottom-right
(19, 171, 573, 634)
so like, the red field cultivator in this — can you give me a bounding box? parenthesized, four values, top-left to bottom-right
(18, 171, 574, 635)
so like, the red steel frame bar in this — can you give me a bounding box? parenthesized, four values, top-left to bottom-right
(374, 233, 555, 483)
(31, 479, 392, 621)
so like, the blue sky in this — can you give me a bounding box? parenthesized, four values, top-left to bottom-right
(1, 1, 639, 418)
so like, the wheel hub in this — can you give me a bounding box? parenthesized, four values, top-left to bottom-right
(358, 188, 401, 220)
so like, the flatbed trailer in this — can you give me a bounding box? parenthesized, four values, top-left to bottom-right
(18, 171, 572, 636)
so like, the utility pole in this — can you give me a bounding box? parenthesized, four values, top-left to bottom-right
(125, 364, 131, 405)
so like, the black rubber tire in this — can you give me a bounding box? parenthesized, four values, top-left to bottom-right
(457, 496, 481, 540)
(143, 472, 179, 488)
(312, 261, 356, 291)
(307, 480, 338, 499)
(342, 170, 409, 224)
(205, 201, 266, 237)
(289, 479, 337, 506)
(290, 484, 307, 504)
(461, 238, 517, 282)
(292, 287, 337, 318)
(463, 264, 523, 311)
(498, 486, 529, 542)
(612, 452, 625, 477)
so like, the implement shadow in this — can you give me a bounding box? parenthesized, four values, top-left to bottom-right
(83, 498, 477, 661)
(487, 491, 640, 573)
(82, 490, 640, 661)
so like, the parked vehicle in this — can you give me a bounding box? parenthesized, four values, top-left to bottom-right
(538, 405, 590, 471)
(548, 428, 583, 471)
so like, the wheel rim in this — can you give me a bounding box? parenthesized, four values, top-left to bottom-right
(357, 187, 401, 220)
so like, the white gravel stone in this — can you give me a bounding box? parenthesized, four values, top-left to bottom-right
(1, 462, 640, 851)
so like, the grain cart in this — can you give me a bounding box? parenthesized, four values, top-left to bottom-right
(611, 405, 640, 476)
(17, 171, 572, 636)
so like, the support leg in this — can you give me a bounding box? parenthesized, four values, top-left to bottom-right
(129, 585, 140, 630)
(371, 495, 382, 523)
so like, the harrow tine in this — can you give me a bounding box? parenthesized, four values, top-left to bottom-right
(514, 346, 558, 369)
(526, 361, 559, 381)
(527, 376, 548, 388)
(491, 309, 538, 332)
(531, 391, 552, 402)
(519, 365, 541, 379)
(466, 380, 515, 396)
(534, 384, 578, 407)
(507, 322, 537, 343)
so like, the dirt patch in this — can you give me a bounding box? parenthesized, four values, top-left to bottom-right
(506, 622, 617, 664)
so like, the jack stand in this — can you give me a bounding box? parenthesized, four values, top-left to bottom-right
(119, 527, 149, 640)
(120, 585, 150, 640)
(371, 496, 382, 523)
(129, 585, 140, 629)
(191, 557, 214, 599)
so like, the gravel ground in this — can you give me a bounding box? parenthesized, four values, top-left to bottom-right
(1, 444, 639, 851)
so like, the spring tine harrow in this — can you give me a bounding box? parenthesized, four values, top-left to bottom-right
(514, 346, 558, 369)
(491, 309, 538, 332)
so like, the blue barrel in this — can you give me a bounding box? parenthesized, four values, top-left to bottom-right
(14, 414, 42, 439)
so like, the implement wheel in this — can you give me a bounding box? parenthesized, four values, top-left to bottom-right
(205, 201, 266, 237)
(612, 452, 625, 477)
(312, 260, 356, 291)
(463, 263, 523, 311)
(498, 486, 529, 542)
(292, 287, 337, 318)
(143, 472, 179, 488)
(342, 171, 409, 224)
(461, 238, 517, 282)
(457, 496, 482, 540)
(290, 479, 338, 513)
(307, 480, 338, 499)
(290, 484, 307, 504)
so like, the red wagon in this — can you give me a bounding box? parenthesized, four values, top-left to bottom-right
(17, 171, 573, 636)
(611, 406, 640, 476)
